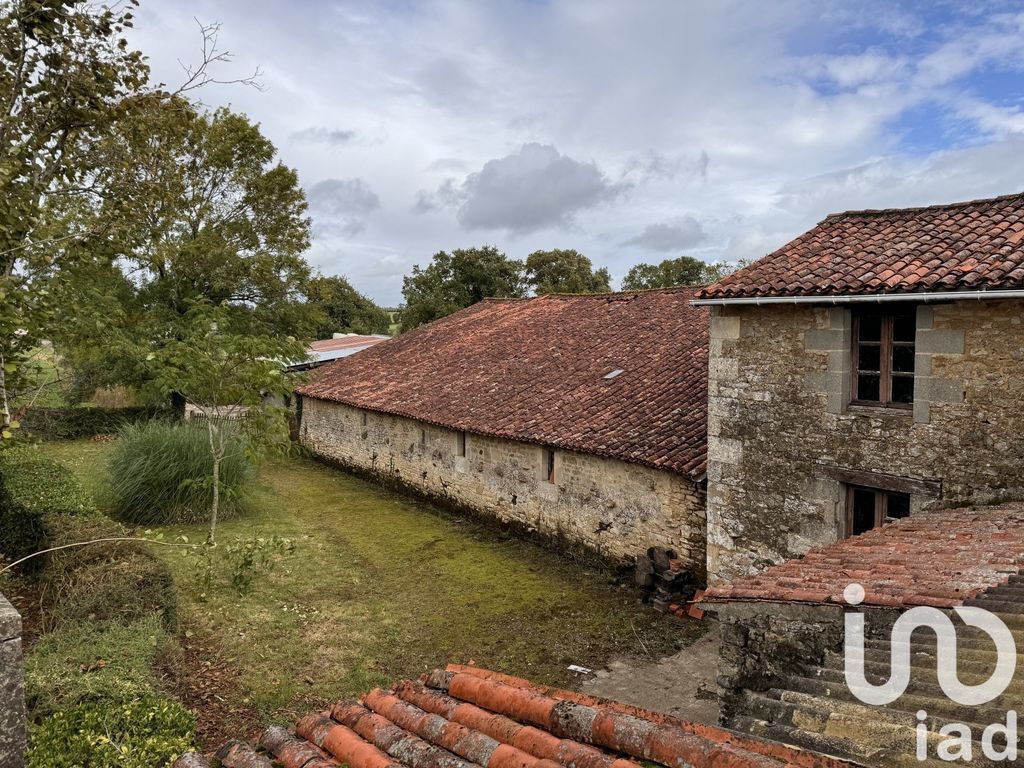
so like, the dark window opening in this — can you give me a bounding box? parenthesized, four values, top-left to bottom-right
(362, 411, 368, 426)
(419, 428, 427, 446)
(852, 310, 915, 408)
(542, 447, 556, 484)
(457, 431, 467, 457)
(846, 485, 912, 537)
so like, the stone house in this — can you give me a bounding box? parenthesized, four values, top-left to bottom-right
(295, 287, 710, 574)
(693, 193, 1024, 584)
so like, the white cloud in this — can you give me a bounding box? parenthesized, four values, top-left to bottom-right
(821, 51, 910, 88)
(308, 178, 381, 237)
(291, 126, 358, 146)
(621, 219, 707, 252)
(124, 1, 1024, 303)
(419, 143, 626, 234)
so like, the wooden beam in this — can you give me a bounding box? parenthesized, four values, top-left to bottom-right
(815, 464, 942, 497)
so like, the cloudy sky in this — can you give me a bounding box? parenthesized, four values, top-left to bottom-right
(129, 1, 1024, 306)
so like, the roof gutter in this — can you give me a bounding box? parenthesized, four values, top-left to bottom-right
(691, 289, 1024, 307)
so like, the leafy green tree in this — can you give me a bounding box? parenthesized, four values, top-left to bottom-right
(525, 249, 611, 295)
(306, 274, 391, 337)
(0, 0, 147, 439)
(50, 96, 316, 404)
(400, 247, 526, 331)
(142, 300, 306, 542)
(621, 256, 727, 290)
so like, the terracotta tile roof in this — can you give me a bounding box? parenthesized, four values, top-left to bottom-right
(703, 503, 1024, 608)
(698, 192, 1024, 300)
(296, 289, 709, 477)
(175, 665, 857, 768)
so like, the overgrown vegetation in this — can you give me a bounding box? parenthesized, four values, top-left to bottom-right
(137, 301, 299, 541)
(0, 447, 195, 764)
(108, 420, 256, 526)
(43, 439, 699, 738)
(40, 514, 177, 632)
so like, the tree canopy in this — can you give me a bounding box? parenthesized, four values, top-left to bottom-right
(400, 247, 526, 331)
(525, 249, 611, 295)
(305, 275, 391, 338)
(0, 0, 147, 435)
(621, 256, 729, 290)
(50, 96, 317, 399)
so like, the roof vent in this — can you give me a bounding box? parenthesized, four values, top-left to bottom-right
(603, 368, 624, 380)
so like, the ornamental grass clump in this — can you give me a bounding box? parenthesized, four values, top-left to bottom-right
(107, 420, 256, 526)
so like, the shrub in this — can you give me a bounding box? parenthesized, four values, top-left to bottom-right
(0, 448, 96, 571)
(24, 616, 168, 719)
(41, 514, 178, 632)
(27, 695, 194, 768)
(108, 420, 256, 525)
(19, 405, 168, 440)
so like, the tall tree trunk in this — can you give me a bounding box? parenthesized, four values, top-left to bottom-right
(170, 390, 187, 419)
(0, 355, 10, 430)
(207, 418, 220, 544)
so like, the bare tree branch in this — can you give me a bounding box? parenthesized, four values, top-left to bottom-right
(172, 19, 264, 96)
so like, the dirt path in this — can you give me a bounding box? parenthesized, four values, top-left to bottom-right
(578, 619, 720, 724)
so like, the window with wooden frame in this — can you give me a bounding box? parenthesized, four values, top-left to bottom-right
(851, 310, 916, 407)
(457, 431, 467, 457)
(846, 485, 911, 537)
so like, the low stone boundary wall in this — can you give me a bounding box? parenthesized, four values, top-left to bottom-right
(0, 594, 25, 768)
(713, 600, 899, 725)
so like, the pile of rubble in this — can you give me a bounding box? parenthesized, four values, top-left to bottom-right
(635, 546, 705, 619)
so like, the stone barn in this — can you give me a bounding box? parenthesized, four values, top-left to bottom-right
(295, 287, 709, 575)
(694, 192, 1024, 584)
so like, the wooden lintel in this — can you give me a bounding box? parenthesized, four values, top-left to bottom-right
(815, 464, 942, 497)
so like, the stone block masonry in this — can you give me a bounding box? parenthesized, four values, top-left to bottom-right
(300, 397, 707, 576)
(706, 298, 1024, 584)
(0, 594, 25, 768)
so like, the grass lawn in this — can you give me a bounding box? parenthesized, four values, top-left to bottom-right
(42, 439, 697, 743)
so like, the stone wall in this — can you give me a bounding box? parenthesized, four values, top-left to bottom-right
(715, 601, 897, 726)
(299, 397, 707, 574)
(0, 594, 25, 768)
(707, 299, 1024, 583)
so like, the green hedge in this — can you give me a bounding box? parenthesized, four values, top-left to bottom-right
(27, 695, 194, 768)
(0, 448, 96, 571)
(19, 406, 169, 440)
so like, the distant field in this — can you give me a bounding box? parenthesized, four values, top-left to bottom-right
(386, 308, 401, 336)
